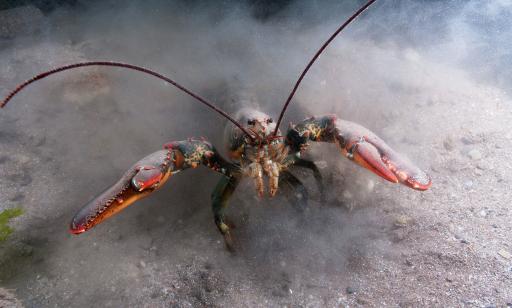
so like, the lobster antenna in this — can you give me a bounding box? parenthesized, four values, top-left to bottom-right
(0, 61, 256, 140)
(273, 0, 378, 136)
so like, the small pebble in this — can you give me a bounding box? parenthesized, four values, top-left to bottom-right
(139, 260, 146, 268)
(467, 149, 482, 160)
(346, 286, 357, 294)
(498, 249, 512, 260)
(478, 210, 487, 217)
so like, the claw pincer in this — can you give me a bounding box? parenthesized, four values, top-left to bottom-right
(343, 136, 399, 184)
(69, 150, 172, 234)
(337, 120, 432, 191)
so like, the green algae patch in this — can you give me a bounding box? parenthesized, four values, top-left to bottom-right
(0, 208, 24, 242)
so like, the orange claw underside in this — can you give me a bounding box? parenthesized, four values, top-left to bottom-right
(342, 135, 432, 191)
(348, 140, 399, 184)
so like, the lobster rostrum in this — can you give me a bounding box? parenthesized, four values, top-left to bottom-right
(1, 0, 431, 251)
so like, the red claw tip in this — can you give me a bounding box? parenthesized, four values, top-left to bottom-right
(69, 224, 86, 235)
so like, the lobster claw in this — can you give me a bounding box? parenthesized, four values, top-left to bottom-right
(69, 150, 172, 234)
(338, 120, 432, 191)
(69, 139, 235, 235)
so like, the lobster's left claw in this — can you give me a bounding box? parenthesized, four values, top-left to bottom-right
(337, 120, 432, 191)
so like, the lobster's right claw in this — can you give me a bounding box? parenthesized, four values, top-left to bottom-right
(338, 120, 432, 191)
(69, 150, 173, 235)
(69, 139, 236, 235)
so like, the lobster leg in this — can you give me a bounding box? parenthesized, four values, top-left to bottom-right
(292, 158, 325, 204)
(211, 175, 240, 252)
(280, 170, 309, 211)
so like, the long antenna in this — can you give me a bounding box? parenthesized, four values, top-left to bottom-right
(0, 61, 255, 140)
(273, 0, 378, 136)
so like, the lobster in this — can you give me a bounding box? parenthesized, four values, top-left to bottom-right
(1, 0, 431, 251)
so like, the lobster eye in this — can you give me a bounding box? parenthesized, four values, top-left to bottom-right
(267, 118, 273, 123)
(247, 119, 256, 125)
